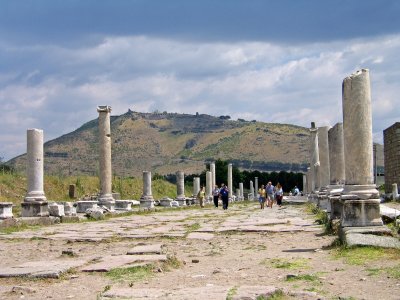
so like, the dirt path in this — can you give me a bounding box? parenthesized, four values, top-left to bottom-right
(0, 201, 399, 299)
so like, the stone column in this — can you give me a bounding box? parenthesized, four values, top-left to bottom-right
(239, 182, 244, 201)
(97, 106, 115, 210)
(392, 183, 398, 200)
(175, 171, 186, 206)
(206, 171, 212, 200)
(140, 171, 154, 209)
(306, 167, 312, 195)
(22, 128, 49, 217)
(317, 126, 330, 188)
(302, 174, 307, 194)
(193, 177, 200, 197)
(255, 177, 259, 198)
(328, 123, 345, 219)
(309, 122, 320, 192)
(249, 180, 254, 200)
(228, 163, 233, 199)
(210, 162, 216, 192)
(340, 69, 382, 227)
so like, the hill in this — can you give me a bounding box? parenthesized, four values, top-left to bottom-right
(8, 110, 310, 177)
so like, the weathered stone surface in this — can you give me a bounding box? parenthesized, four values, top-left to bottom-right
(21, 201, 49, 217)
(48, 203, 65, 217)
(0, 202, 13, 219)
(317, 126, 330, 188)
(0, 260, 86, 278)
(380, 204, 400, 220)
(186, 232, 215, 240)
(76, 200, 98, 213)
(342, 229, 400, 249)
(115, 200, 132, 211)
(127, 244, 164, 255)
(86, 207, 104, 220)
(82, 255, 167, 272)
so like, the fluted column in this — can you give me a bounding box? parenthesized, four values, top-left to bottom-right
(210, 162, 216, 192)
(175, 171, 186, 206)
(97, 106, 115, 209)
(206, 171, 212, 200)
(228, 163, 233, 199)
(340, 69, 382, 227)
(193, 177, 200, 197)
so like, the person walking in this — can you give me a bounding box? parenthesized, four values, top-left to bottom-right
(212, 184, 220, 208)
(258, 184, 266, 209)
(219, 183, 229, 210)
(266, 181, 275, 208)
(275, 183, 283, 207)
(197, 186, 206, 208)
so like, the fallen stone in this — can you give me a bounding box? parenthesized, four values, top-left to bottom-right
(48, 203, 65, 217)
(86, 208, 104, 220)
(126, 243, 163, 255)
(11, 286, 36, 294)
(344, 232, 400, 249)
(82, 255, 167, 272)
(0, 260, 86, 278)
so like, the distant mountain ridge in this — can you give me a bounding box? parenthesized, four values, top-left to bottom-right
(9, 110, 312, 176)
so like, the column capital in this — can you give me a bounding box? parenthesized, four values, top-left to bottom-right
(97, 105, 112, 113)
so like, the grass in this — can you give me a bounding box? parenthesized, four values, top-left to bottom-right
(333, 246, 400, 265)
(226, 286, 238, 300)
(367, 265, 400, 279)
(285, 273, 320, 283)
(263, 289, 286, 300)
(106, 264, 154, 282)
(185, 222, 201, 234)
(262, 258, 309, 270)
(0, 223, 41, 234)
(304, 203, 331, 234)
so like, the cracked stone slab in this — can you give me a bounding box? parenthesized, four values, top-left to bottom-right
(102, 286, 229, 299)
(127, 243, 164, 255)
(0, 260, 86, 278)
(81, 254, 167, 272)
(187, 232, 215, 240)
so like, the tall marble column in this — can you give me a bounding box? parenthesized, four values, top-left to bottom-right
(206, 171, 212, 200)
(328, 123, 345, 219)
(249, 180, 254, 200)
(210, 162, 216, 192)
(340, 69, 382, 227)
(302, 174, 307, 194)
(317, 126, 330, 188)
(22, 128, 49, 217)
(97, 106, 115, 210)
(228, 163, 233, 200)
(309, 122, 320, 192)
(175, 171, 186, 206)
(254, 177, 259, 198)
(140, 171, 154, 209)
(306, 167, 312, 195)
(193, 177, 200, 197)
(239, 182, 244, 201)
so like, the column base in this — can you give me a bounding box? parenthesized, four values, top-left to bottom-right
(140, 195, 155, 209)
(175, 196, 186, 206)
(0, 202, 13, 219)
(24, 191, 47, 202)
(340, 199, 382, 227)
(159, 197, 173, 207)
(98, 200, 115, 211)
(21, 201, 49, 217)
(115, 200, 132, 211)
(76, 201, 98, 213)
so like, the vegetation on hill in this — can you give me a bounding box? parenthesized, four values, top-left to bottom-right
(7, 111, 310, 177)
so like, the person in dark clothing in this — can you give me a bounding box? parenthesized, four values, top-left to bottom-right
(219, 183, 229, 210)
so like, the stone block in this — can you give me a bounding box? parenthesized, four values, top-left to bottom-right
(340, 199, 383, 227)
(115, 200, 132, 211)
(0, 202, 13, 219)
(159, 197, 173, 207)
(340, 226, 400, 248)
(112, 192, 121, 200)
(76, 200, 98, 213)
(63, 202, 77, 216)
(48, 203, 65, 217)
(21, 201, 49, 217)
(86, 207, 104, 220)
(69, 184, 76, 198)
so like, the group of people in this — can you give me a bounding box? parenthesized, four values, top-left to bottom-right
(258, 181, 283, 209)
(197, 183, 230, 210)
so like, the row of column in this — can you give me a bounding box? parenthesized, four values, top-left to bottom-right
(307, 69, 382, 227)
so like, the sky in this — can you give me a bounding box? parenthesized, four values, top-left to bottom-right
(1, 0, 400, 161)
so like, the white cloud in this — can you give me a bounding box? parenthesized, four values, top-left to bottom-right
(1, 34, 400, 160)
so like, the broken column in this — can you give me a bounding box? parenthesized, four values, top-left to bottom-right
(340, 69, 382, 227)
(140, 171, 155, 209)
(97, 106, 115, 210)
(193, 177, 200, 197)
(175, 171, 186, 206)
(228, 163, 233, 200)
(328, 123, 346, 219)
(249, 180, 254, 200)
(392, 183, 399, 200)
(22, 128, 49, 217)
(254, 177, 259, 198)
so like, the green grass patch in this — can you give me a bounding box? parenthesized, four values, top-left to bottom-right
(367, 265, 400, 278)
(304, 203, 331, 234)
(0, 223, 41, 234)
(262, 289, 286, 300)
(106, 264, 154, 282)
(333, 246, 400, 265)
(285, 273, 320, 283)
(262, 258, 309, 270)
(185, 222, 201, 233)
(226, 286, 238, 300)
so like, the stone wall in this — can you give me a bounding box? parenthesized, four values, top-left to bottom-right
(384, 122, 400, 193)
